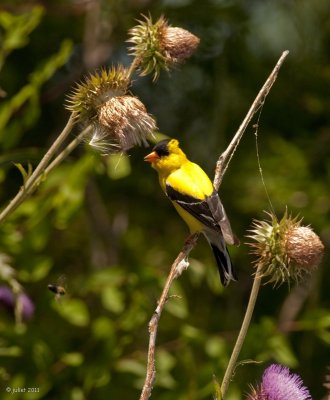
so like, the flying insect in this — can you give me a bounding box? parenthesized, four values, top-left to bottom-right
(48, 275, 67, 301)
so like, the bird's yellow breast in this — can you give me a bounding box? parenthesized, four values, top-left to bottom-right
(161, 161, 214, 199)
(158, 160, 214, 233)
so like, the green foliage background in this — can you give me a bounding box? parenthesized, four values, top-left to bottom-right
(0, 1, 329, 399)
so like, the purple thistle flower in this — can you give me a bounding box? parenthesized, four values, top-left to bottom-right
(262, 364, 312, 400)
(0, 285, 34, 321)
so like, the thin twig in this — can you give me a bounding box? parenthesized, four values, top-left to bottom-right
(139, 233, 199, 400)
(213, 50, 289, 191)
(0, 112, 78, 224)
(220, 264, 263, 399)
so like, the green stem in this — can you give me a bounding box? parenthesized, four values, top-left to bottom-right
(220, 264, 263, 399)
(0, 112, 77, 224)
(42, 126, 91, 178)
(127, 57, 141, 79)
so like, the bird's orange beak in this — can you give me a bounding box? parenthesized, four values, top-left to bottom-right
(144, 151, 159, 163)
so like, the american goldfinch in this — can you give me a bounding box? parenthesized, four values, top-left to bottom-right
(144, 138, 239, 286)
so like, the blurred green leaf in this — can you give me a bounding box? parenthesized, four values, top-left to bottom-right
(83, 368, 111, 391)
(181, 324, 204, 341)
(205, 336, 226, 358)
(54, 298, 90, 327)
(86, 268, 126, 291)
(165, 295, 188, 319)
(253, 318, 298, 368)
(0, 39, 73, 147)
(47, 153, 95, 228)
(92, 317, 115, 340)
(299, 309, 330, 330)
(0, 346, 22, 356)
(116, 359, 146, 377)
(101, 286, 125, 314)
(61, 352, 84, 367)
(317, 329, 330, 345)
(32, 341, 52, 370)
(18, 256, 52, 282)
(156, 349, 176, 388)
(70, 387, 86, 400)
(0, 6, 44, 69)
(165, 281, 188, 318)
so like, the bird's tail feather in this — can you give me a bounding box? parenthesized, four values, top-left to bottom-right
(204, 231, 237, 287)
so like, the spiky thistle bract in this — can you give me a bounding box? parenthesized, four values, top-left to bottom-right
(66, 66, 130, 121)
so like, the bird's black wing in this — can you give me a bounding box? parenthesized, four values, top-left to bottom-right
(166, 185, 238, 245)
(206, 191, 239, 245)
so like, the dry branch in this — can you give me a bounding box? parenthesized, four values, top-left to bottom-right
(139, 233, 199, 400)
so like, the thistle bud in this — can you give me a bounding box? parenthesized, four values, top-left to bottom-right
(248, 212, 324, 286)
(90, 95, 156, 153)
(285, 226, 324, 270)
(66, 67, 156, 153)
(128, 15, 200, 81)
(246, 364, 312, 400)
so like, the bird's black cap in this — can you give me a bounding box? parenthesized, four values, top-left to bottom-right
(153, 139, 171, 157)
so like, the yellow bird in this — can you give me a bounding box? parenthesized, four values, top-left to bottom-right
(144, 138, 239, 287)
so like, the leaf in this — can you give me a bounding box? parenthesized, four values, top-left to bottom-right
(0, 346, 22, 357)
(0, 6, 44, 68)
(101, 286, 125, 314)
(92, 317, 115, 340)
(0, 40, 73, 147)
(13, 162, 33, 186)
(213, 375, 222, 400)
(18, 257, 52, 282)
(116, 359, 146, 377)
(54, 299, 90, 327)
(61, 352, 84, 367)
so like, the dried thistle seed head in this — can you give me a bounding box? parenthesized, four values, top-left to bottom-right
(128, 14, 199, 81)
(247, 211, 324, 286)
(161, 26, 200, 64)
(89, 95, 156, 154)
(285, 225, 324, 270)
(66, 66, 130, 120)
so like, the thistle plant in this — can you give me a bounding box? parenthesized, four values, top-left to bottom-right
(247, 364, 312, 400)
(219, 211, 324, 399)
